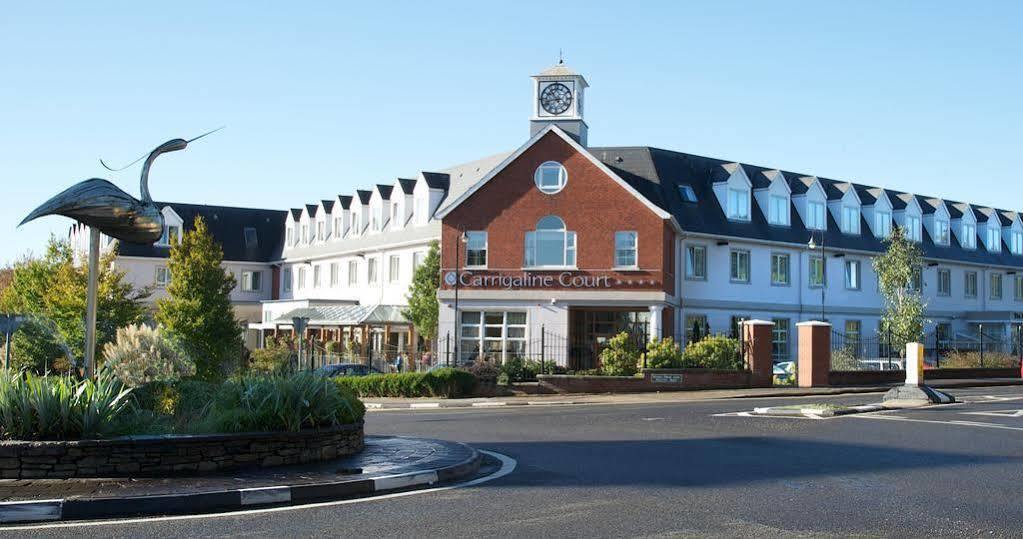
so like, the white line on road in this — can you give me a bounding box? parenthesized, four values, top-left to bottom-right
(0, 450, 517, 532)
(850, 414, 1023, 432)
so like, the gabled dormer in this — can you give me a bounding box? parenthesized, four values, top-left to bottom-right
(711, 163, 752, 222)
(951, 202, 977, 249)
(976, 208, 1002, 252)
(156, 206, 184, 246)
(922, 198, 951, 247)
(318, 199, 335, 241)
(791, 176, 827, 231)
(302, 204, 319, 244)
(351, 190, 372, 237)
(369, 184, 393, 233)
(1003, 211, 1023, 256)
(334, 195, 353, 239)
(753, 170, 791, 226)
(391, 178, 416, 231)
(861, 187, 893, 239)
(414, 172, 450, 226)
(892, 193, 923, 242)
(827, 182, 861, 235)
(286, 208, 302, 248)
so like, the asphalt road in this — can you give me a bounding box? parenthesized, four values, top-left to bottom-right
(9, 386, 1023, 538)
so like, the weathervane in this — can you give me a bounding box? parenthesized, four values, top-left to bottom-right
(19, 128, 223, 377)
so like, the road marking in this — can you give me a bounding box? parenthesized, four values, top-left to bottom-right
(0, 450, 517, 531)
(961, 409, 1023, 418)
(851, 414, 1023, 432)
(472, 402, 508, 407)
(239, 486, 291, 506)
(409, 403, 441, 409)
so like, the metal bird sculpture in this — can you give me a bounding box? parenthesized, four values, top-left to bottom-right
(20, 128, 223, 244)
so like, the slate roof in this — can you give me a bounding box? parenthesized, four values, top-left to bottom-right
(290, 208, 303, 221)
(355, 190, 372, 205)
(376, 184, 393, 200)
(587, 146, 1023, 269)
(118, 202, 287, 263)
(397, 178, 417, 195)
(321, 200, 335, 213)
(305, 204, 318, 218)
(421, 172, 450, 190)
(338, 195, 353, 210)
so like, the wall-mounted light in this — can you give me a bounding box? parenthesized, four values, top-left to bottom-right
(716, 241, 729, 246)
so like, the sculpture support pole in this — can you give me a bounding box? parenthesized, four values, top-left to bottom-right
(84, 227, 100, 379)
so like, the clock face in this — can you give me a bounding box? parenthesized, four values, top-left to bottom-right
(540, 83, 572, 115)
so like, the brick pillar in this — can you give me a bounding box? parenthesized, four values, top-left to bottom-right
(742, 320, 775, 388)
(797, 321, 832, 387)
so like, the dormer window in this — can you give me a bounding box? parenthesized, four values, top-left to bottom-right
(414, 197, 426, 225)
(807, 201, 826, 230)
(1012, 230, 1023, 255)
(316, 221, 324, 242)
(962, 223, 976, 249)
(768, 195, 789, 226)
(986, 226, 1001, 252)
(875, 211, 891, 238)
(243, 227, 258, 249)
(334, 217, 342, 239)
(678, 185, 698, 203)
(727, 188, 750, 221)
(351, 213, 360, 236)
(391, 204, 401, 230)
(905, 215, 921, 242)
(935, 219, 950, 246)
(372, 208, 381, 232)
(301, 224, 309, 244)
(286, 227, 294, 247)
(158, 225, 180, 246)
(841, 206, 859, 235)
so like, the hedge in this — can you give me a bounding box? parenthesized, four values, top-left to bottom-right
(332, 368, 476, 398)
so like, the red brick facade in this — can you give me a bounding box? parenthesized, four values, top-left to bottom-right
(440, 131, 675, 294)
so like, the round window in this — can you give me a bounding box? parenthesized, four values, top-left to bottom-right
(534, 161, 567, 194)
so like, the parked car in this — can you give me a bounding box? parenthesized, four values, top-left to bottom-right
(317, 363, 383, 377)
(773, 361, 795, 383)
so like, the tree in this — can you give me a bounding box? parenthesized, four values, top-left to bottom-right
(0, 266, 12, 299)
(0, 238, 149, 372)
(403, 241, 440, 344)
(156, 216, 242, 380)
(873, 226, 926, 356)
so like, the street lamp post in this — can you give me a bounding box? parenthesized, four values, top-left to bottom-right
(452, 230, 468, 366)
(808, 230, 826, 321)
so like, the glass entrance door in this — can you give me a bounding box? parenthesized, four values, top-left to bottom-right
(569, 309, 649, 370)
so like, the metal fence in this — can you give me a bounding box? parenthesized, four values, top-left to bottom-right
(831, 328, 1023, 371)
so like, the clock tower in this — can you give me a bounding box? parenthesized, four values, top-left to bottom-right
(530, 60, 589, 146)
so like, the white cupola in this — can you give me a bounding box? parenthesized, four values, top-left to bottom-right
(530, 58, 589, 145)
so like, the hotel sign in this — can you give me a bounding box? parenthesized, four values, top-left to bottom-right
(444, 271, 614, 289)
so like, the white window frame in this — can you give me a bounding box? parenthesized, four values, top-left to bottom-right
(368, 258, 379, 285)
(686, 244, 707, 280)
(316, 221, 324, 242)
(1012, 230, 1023, 256)
(937, 268, 951, 297)
(841, 206, 860, 234)
(965, 271, 978, 298)
(348, 260, 358, 287)
(614, 231, 638, 269)
(768, 195, 789, 226)
(313, 264, 322, 288)
(534, 161, 567, 194)
(283, 268, 293, 293)
(330, 263, 339, 287)
(809, 256, 826, 288)
(524, 216, 576, 269)
(1015, 275, 1023, 301)
(771, 318, 790, 361)
(241, 270, 262, 292)
(935, 219, 950, 246)
(729, 249, 750, 284)
(465, 231, 488, 269)
(389, 254, 400, 283)
(987, 226, 1001, 252)
(157, 225, 181, 247)
(727, 188, 750, 221)
(807, 201, 826, 231)
(962, 223, 977, 249)
(297, 267, 307, 289)
(771, 252, 790, 286)
(286, 227, 294, 248)
(875, 211, 891, 238)
(844, 260, 861, 290)
(905, 215, 921, 242)
(990, 272, 1003, 300)
(459, 311, 528, 363)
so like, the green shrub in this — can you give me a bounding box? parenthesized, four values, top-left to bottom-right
(941, 351, 1018, 369)
(830, 347, 862, 371)
(0, 369, 134, 440)
(681, 336, 743, 370)
(198, 373, 364, 433)
(599, 332, 641, 376)
(645, 337, 683, 369)
(468, 359, 500, 382)
(102, 324, 196, 388)
(249, 338, 294, 374)
(334, 369, 476, 398)
(499, 358, 560, 382)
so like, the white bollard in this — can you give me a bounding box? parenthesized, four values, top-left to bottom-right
(905, 342, 925, 386)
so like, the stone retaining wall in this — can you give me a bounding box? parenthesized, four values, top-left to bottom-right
(0, 422, 364, 479)
(538, 369, 751, 394)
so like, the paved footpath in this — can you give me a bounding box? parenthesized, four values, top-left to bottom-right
(0, 436, 480, 524)
(362, 377, 1023, 410)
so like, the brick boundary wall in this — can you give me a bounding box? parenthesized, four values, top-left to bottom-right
(0, 422, 364, 480)
(828, 368, 1019, 386)
(538, 369, 752, 394)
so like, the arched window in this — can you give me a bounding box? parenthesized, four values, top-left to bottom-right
(534, 161, 567, 194)
(524, 216, 576, 267)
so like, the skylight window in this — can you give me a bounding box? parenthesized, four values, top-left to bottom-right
(678, 185, 698, 203)
(244, 227, 258, 249)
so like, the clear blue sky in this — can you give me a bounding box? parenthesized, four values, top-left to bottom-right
(3, 1, 1021, 264)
